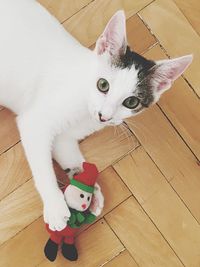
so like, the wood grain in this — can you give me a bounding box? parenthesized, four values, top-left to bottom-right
(0, 109, 20, 155)
(114, 147, 200, 267)
(114, 148, 166, 205)
(0, 142, 31, 200)
(126, 105, 200, 222)
(105, 197, 183, 267)
(144, 45, 200, 160)
(81, 126, 139, 171)
(104, 250, 138, 267)
(0, 217, 49, 267)
(174, 0, 200, 36)
(38, 0, 92, 23)
(127, 15, 156, 54)
(0, 179, 42, 245)
(140, 0, 200, 97)
(63, 0, 154, 47)
(143, 182, 200, 267)
(97, 167, 131, 216)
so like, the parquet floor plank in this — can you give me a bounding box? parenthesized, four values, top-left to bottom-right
(0, 142, 31, 200)
(174, 0, 200, 36)
(104, 250, 138, 267)
(126, 15, 157, 54)
(0, 179, 42, 245)
(144, 45, 200, 160)
(126, 104, 200, 222)
(38, 0, 92, 23)
(105, 197, 184, 267)
(140, 0, 200, 97)
(114, 147, 200, 267)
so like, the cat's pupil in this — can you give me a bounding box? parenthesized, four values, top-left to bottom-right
(87, 196, 90, 201)
(123, 96, 140, 109)
(80, 194, 84, 198)
(102, 82, 106, 88)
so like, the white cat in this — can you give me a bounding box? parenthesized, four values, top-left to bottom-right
(0, 0, 192, 231)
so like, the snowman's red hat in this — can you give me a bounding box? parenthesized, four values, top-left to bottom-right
(70, 162, 99, 193)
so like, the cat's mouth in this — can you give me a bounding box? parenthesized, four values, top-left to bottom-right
(93, 112, 122, 126)
(98, 112, 112, 123)
(94, 111, 111, 124)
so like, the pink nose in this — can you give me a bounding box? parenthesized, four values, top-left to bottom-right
(82, 204, 86, 209)
(98, 112, 111, 122)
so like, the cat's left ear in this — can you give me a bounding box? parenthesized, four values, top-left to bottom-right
(151, 54, 193, 97)
(95, 10, 127, 57)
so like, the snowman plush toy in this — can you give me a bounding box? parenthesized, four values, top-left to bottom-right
(44, 162, 104, 262)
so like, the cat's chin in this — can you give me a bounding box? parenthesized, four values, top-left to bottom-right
(94, 117, 122, 127)
(109, 120, 122, 126)
(102, 119, 123, 127)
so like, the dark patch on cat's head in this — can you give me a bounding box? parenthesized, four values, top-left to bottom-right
(112, 46, 156, 110)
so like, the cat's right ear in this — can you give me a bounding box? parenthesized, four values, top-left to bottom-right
(95, 10, 127, 57)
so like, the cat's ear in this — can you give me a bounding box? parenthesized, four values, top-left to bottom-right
(95, 10, 127, 57)
(152, 55, 193, 96)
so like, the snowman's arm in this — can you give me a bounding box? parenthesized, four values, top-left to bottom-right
(89, 183, 104, 217)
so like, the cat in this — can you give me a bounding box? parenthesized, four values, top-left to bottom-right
(0, 0, 192, 231)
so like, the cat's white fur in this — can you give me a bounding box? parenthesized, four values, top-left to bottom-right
(0, 0, 192, 231)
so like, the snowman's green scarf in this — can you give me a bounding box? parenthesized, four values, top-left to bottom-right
(68, 208, 96, 228)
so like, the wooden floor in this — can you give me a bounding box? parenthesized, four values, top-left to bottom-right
(0, 0, 200, 266)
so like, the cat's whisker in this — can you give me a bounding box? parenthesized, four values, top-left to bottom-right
(114, 126, 121, 139)
(122, 122, 140, 148)
(125, 120, 146, 134)
(113, 126, 118, 137)
(110, 126, 127, 144)
(119, 124, 135, 149)
(125, 120, 147, 143)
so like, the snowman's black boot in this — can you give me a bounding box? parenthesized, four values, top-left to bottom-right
(61, 243, 78, 261)
(44, 238, 59, 262)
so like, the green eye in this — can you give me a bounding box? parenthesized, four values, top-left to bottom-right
(97, 78, 109, 93)
(123, 96, 140, 109)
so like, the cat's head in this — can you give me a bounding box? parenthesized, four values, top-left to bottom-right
(89, 10, 192, 125)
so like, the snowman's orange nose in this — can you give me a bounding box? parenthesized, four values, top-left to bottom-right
(82, 204, 86, 209)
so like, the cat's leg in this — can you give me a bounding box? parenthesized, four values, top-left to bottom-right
(17, 112, 70, 231)
(53, 133, 104, 213)
(52, 132, 85, 174)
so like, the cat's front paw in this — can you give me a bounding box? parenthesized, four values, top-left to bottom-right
(44, 191, 71, 231)
(64, 167, 82, 179)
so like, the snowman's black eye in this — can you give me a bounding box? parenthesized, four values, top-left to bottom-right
(87, 196, 90, 201)
(80, 194, 84, 198)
